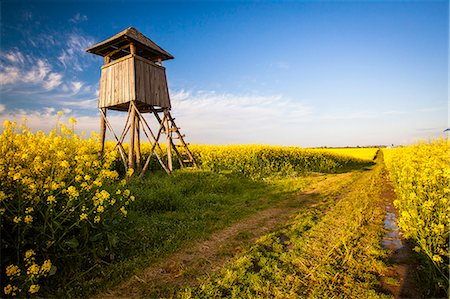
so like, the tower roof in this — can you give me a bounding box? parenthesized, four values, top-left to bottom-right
(86, 27, 174, 61)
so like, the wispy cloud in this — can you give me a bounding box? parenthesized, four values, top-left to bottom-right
(58, 33, 95, 71)
(0, 54, 63, 91)
(69, 13, 88, 24)
(320, 109, 408, 121)
(169, 90, 313, 144)
(1, 90, 314, 145)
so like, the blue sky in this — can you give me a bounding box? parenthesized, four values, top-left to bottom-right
(0, 0, 448, 146)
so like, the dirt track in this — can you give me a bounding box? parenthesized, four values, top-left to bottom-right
(94, 173, 354, 298)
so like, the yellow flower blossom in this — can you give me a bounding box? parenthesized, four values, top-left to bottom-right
(13, 216, 21, 223)
(25, 249, 36, 260)
(3, 284, 12, 295)
(97, 205, 105, 213)
(47, 195, 56, 204)
(6, 264, 20, 277)
(126, 168, 134, 177)
(28, 284, 40, 294)
(60, 160, 70, 168)
(40, 259, 52, 274)
(25, 207, 34, 214)
(120, 206, 127, 216)
(94, 215, 101, 223)
(67, 186, 79, 198)
(79, 213, 88, 221)
(27, 263, 40, 275)
(24, 215, 33, 224)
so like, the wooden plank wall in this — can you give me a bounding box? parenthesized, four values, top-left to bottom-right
(98, 54, 171, 109)
(135, 56, 171, 108)
(98, 55, 135, 108)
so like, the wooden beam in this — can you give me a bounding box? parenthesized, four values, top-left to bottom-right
(105, 43, 132, 60)
(99, 108, 107, 154)
(167, 111, 198, 168)
(128, 103, 136, 170)
(131, 102, 169, 174)
(140, 113, 170, 177)
(150, 107, 184, 167)
(135, 113, 141, 172)
(165, 109, 173, 172)
(99, 108, 128, 171)
(130, 43, 136, 55)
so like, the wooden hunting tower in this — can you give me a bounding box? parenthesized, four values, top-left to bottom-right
(86, 27, 196, 176)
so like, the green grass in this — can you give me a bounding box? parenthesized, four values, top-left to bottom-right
(51, 169, 316, 297)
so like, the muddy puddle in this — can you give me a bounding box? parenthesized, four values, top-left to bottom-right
(382, 205, 403, 250)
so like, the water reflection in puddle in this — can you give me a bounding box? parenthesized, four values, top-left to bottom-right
(382, 207, 403, 251)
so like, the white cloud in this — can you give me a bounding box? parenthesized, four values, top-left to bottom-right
(42, 73, 63, 90)
(58, 33, 95, 71)
(70, 81, 83, 94)
(69, 13, 88, 24)
(5, 52, 25, 64)
(169, 90, 313, 144)
(23, 59, 50, 83)
(60, 98, 97, 109)
(0, 104, 5, 113)
(0, 55, 64, 91)
(0, 90, 313, 145)
(0, 66, 21, 85)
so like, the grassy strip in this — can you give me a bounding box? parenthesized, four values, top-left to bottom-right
(179, 159, 390, 298)
(53, 170, 320, 297)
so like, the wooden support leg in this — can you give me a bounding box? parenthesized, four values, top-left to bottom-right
(165, 109, 173, 172)
(135, 113, 141, 172)
(100, 108, 107, 155)
(128, 103, 136, 171)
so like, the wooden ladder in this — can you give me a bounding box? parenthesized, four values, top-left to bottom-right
(151, 107, 197, 170)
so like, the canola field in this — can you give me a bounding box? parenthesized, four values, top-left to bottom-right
(1, 119, 448, 297)
(384, 139, 449, 292)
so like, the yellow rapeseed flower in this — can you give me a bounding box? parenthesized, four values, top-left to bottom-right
(96, 206, 104, 213)
(120, 206, 127, 216)
(24, 215, 33, 224)
(126, 168, 134, 177)
(28, 284, 40, 294)
(27, 263, 40, 275)
(94, 215, 101, 223)
(67, 186, 79, 198)
(40, 259, 52, 274)
(25, 249, 36, 260)
(5, 264, 20, 277)
(60, 160, 70, 168)
(3, 284, 12, 295)
(25, 207, 34, 214)
(47, 195, 56, 204)
(13, 216, 21, 223)
(79, 213, 88, 221)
